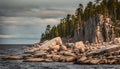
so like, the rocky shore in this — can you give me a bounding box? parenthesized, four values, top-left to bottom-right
(2, 37, 120, 64)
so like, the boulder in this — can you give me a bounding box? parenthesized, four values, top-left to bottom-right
(33, 43, 41, 48)
(24, 37, 62, 54)
(59, 56, 66, 62)
(24, 47, 40, 54)
(24, 58, 45, 62)
(88, 45, 120, 55)
(2, 56, 22, 60)
(90, 59, 101, 64)
(39, 37, 62, 50)
(113, 38, 120, 44)
(77, 56, 87, 63)
(65, 56, 75, 62)
(49, 45, 60, 51)
(33, 52, 47, 57)
(44, 59, 53, 62)
(59, 45, 67, 51)
(74, 41, 85, 52)
(52, 55, 61, 61)
(63, 52, 76, 57)
(45, 54, 53, 59)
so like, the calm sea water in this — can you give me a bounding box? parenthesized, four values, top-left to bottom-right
(0, 22, 58, 44)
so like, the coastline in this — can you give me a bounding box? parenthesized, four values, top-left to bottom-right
(0, 44, 120, 69)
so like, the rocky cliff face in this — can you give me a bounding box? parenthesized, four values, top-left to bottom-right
(74, 14, 115, 43)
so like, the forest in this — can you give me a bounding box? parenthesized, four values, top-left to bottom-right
(41, 0, 120, 41)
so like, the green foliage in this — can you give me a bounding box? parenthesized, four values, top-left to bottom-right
(41, 0, 120, 41)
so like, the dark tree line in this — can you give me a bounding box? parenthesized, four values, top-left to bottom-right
(41, 0, 120, 41)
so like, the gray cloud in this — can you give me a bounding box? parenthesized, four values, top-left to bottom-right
(0, 0, 94, 23)
(0, 8, 74, 18)
(0, 0, 93, 9)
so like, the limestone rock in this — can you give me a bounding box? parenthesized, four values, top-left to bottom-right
(24, 47, 40, 54)
(74, 41, 85, 52)
(90, 59, 101, 64)
(63, 51, 76, 57)
(59, 56, 66, 62)
(88, 45, 120, 55)
(49, 45, 60, 51)
(40, 37, 62, 50)
(33, 51, 47, 57)
(52, 55, 61, 61)
(65, 56, 75, 62)
(59, 45, 67, 51)
(77, 56, 87, 62)
(45, 54, 53, 59)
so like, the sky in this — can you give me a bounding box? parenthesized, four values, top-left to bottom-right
(0, 0, 94, 44)
(0, 0, 93, 23)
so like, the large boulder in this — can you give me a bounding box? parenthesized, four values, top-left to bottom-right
(40, 37, 62, 50)
(74, 41, 85, 52)
(24, 37, 62, 53)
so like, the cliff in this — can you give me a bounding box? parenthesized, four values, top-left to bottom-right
(74, 14, 115, 43)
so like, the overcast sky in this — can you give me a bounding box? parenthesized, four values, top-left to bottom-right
(0, 0, 94, 25)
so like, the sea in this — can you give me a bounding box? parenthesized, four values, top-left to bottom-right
(0, 22, 58, 44)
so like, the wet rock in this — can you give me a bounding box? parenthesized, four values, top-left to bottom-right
(24, 58, 45, 62)
(2, 56, 22, 60)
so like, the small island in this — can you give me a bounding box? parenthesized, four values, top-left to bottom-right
(2, 0, 120, 64)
